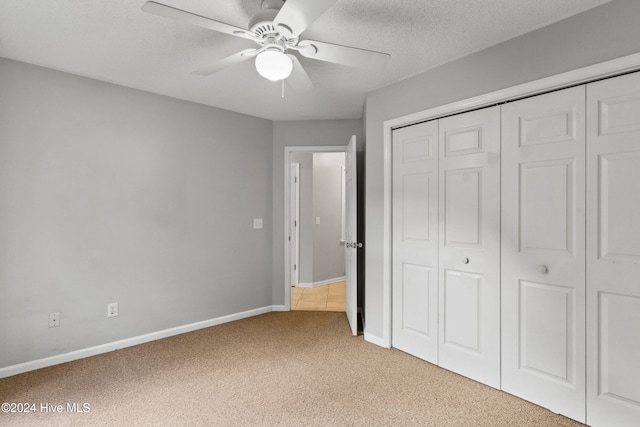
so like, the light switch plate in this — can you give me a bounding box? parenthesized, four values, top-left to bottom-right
(49, 312, 60, 328)
(107, 302, 118, 318)
(253, 218, 263, 229)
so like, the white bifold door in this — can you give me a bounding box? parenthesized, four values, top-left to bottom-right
(501, 85, 587, 422)
(392, 106, 501, 387)
(437, 107, 501, 388)
(586, 72, 640, 427)
(392, 121, 439, 363)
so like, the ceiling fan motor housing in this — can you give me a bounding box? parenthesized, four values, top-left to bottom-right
(249, 14, 277, 37)
(250, 0, 295, 42)
(250, 0, 283, 36)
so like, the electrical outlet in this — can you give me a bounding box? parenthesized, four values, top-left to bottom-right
(253, 218, 263, 229)
(107, 302, 118, 318)
(49, 312, 60, 328)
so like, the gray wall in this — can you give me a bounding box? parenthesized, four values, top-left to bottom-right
(0, 58, 273, 368)
(290, 152, 313, 284)
(272, 120, 363, 304)
(312, 152, 346, 283)
(363, 0, 640, 340)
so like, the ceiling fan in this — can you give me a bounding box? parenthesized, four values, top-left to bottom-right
(142, 0, 390, 92)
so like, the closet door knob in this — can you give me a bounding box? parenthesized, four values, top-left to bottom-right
(463, 257, 470, 264)
(537, 265, 549, 274)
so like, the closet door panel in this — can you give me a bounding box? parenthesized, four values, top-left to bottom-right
(438, 106, 501, 388)
(519, 159, 576, 254)
(586, 72, 640, 427)
(392, 121, 439, 363)
(501, 86, 586, 423)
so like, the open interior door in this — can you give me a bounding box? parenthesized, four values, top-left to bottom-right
(344, 135, 359, 336)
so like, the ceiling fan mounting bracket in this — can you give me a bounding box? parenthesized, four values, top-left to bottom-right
(298, 43, 317, 56)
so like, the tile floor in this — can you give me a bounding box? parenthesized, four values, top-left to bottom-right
(291, 281, 346, 312)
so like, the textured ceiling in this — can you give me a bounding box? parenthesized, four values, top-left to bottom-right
(0, 0, 610, 121)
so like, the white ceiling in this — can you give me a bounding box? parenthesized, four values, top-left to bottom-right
(0, 0, 611, 121)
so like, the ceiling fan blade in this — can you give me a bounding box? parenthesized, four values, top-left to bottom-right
(273, 0, 338, 39)
(297, 39, 390, 70)
(286, 55, 313, 93)
(192, 49, 259, 76)
(142, 1, 255, 41)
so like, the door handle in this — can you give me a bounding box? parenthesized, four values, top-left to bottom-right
(537, 265, 549, 274)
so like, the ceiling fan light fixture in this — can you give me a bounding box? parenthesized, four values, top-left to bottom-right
(255, 49, 293, 81)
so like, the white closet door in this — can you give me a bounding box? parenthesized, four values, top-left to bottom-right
(392, 121, 439, 363)
(438, 106, 501, 388)
(501, 86, 586, 422)
(586, 72, 640, 427)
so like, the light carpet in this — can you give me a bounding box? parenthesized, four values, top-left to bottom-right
(0, 311, 583, 426)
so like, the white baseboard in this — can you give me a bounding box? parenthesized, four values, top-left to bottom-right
(296, 283, 314, 288)
(0, 305, 276, 379)
(364, 331, 389, 348)
(271, 305, 287, 312)
(296, 276, 346, 288)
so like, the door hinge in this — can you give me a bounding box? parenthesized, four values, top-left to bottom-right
(294, 264, 297, 270)
(288, 236, 291, 241)
(295, 177, 298, 183)
(294, 220, 297, 227)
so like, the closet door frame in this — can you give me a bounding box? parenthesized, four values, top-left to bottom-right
(377, 52, 640, 350)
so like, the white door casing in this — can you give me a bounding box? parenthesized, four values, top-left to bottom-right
(438, 106, 501, 388)
(586, 72, 640, 427)
(392, 121, 439, 363)
(345, 135, 358, 336)
(501, 85, 587, 423)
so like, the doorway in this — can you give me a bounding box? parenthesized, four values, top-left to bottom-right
(284, 145, 347, 310)
(288, 150, 346, 311)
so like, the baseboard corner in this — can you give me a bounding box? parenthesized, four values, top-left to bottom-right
(364, 331, 389, 349)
